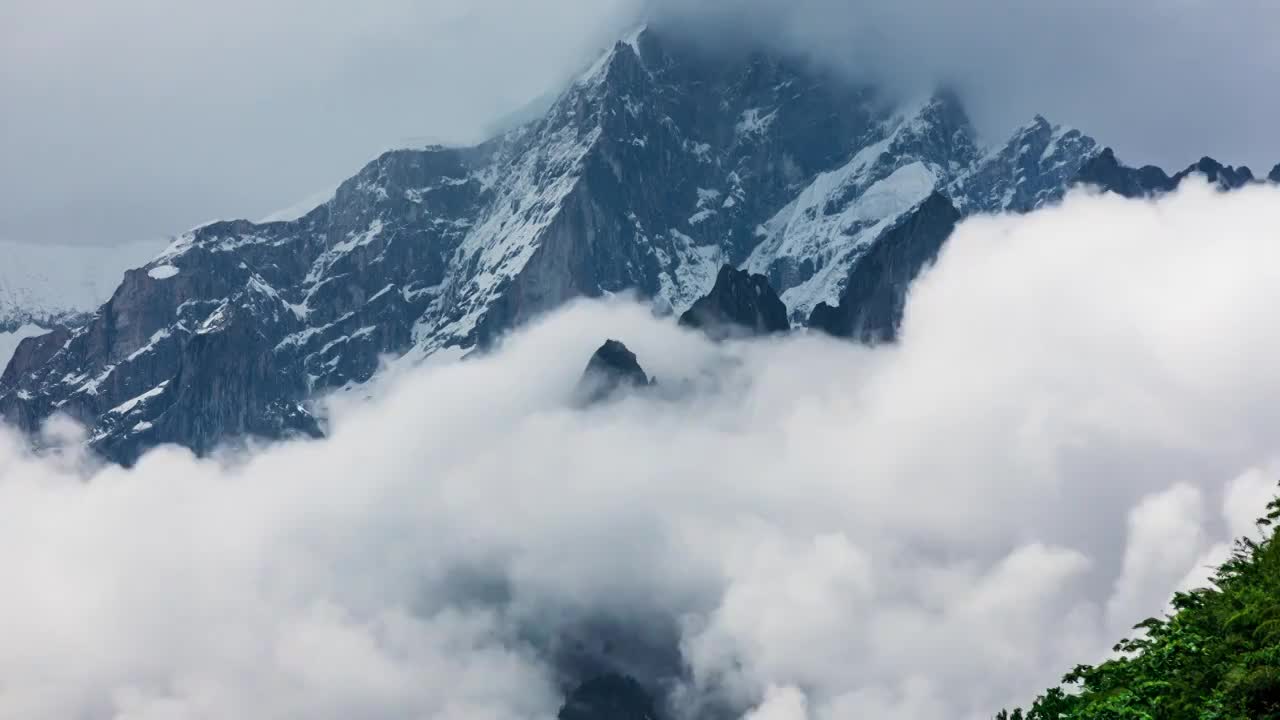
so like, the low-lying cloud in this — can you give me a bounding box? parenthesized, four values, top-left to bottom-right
(3, 181, 1280, 719)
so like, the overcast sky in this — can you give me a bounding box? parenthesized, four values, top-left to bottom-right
(3, 0, 1278, 247)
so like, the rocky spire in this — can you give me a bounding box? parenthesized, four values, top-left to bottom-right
(678, 265, 789, 340)
(1170, 156, 1255, 190)
(575, 340, 651, 405)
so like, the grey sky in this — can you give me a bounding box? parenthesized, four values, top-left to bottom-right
(3, 0, 1278, 247)
(0, 0, 635, 246)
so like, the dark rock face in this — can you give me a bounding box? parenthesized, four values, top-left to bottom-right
(808, 192, 961, 343)
(557, 674, 660, 720)
(678, 265, 789, 339)
(1074, 147, 1179, 198)
(1171, 156, 1255, 190)
(1268, 163, 1280, 184)
(0, 327, 69, 390)
(1075, 148, 1260, 198)
(576, 340, 651, 404)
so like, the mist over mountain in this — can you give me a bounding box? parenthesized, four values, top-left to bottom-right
(3, 181, 1280, 719)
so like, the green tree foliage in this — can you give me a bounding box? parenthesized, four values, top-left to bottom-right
(1002, 491, 1280, 720)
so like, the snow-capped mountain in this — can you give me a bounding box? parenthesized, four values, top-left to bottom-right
(744, 92, 978, 319)
(952, 115, 1100, 214)
(1, 27, 1268, 464)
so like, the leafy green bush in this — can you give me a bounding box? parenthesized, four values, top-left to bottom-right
(1002, 491, 1280, 720)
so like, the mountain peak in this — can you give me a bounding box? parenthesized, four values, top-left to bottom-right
(1075, 149, 1260, 199)
(575, 340, 651, 405)
(678, 265, 789, 340)
(1172, 156, 1255, 189)
(920, 88, 970, 121)
(621, 24, 648, 56)
(896, 90, 977, 150)
(577, 25, 652, 89)
(950, 112, 1100, 214)
(1013, 114, 1067, 140)
(1071, 146, 1175, 198)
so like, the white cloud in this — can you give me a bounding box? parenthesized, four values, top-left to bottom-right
(2, 181, 1280, 718)
(743, 686, 808, 720)
(1107, 484, 1206, 630)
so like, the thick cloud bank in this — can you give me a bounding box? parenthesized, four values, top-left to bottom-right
(3, 181, 1280, 719)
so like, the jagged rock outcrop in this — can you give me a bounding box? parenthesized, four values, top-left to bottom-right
(951, 115, 1100, 214)
(1073, 147, 1179, 198)
(557, 674, 661, 720)
(576, 340, 651, 404)
(808, 191, 961, 343)
(0, 26, 1141, 462)
(1075, 148, 1261, 198)
(1270, 164, 1280, 184)
(1170, 156, 1256, 189)
(678, 265, 789, 339)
